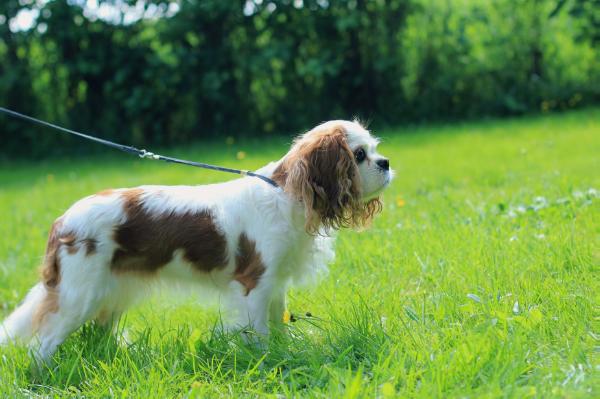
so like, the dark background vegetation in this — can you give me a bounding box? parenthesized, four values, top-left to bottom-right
(1, 0, 598, 158)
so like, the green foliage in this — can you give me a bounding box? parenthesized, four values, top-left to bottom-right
(0, 109, 598, 397)
(0, 0, 598, 157)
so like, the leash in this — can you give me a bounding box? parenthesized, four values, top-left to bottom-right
(0, 106, 279, 187)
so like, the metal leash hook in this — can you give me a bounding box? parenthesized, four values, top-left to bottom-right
(138, 149, 160, 160)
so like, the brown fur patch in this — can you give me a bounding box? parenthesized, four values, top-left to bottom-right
(273, 126, 382, 234)
(64, 237, 78, 255)
(96, 189, 115, 196)
(41, 219, 65, 288)
(58, 234, 97, 256)
(234, 233, 265, 295)
(110, 189, 228, 274)
(84, 239, 97, 256)
(34, 219, 66, 329)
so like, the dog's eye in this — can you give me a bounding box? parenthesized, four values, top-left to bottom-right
(354, 148, 366, 163)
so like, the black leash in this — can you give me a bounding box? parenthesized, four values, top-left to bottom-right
(0, 106, 279, 188)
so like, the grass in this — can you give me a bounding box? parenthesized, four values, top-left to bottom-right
(0, 109, 598, 398)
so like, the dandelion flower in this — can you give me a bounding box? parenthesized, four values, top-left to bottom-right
(283, 310, 291, 324)
(236, 151, 246, 160)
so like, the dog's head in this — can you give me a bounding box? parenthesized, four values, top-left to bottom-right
(273, 120, 393, 234)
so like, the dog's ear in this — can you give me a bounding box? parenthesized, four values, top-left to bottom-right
(276, 126, 372, 234)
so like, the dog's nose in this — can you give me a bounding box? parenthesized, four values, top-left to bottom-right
(376, 158, 389, 171)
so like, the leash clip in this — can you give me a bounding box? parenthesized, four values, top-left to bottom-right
(139, 149, 159, 160)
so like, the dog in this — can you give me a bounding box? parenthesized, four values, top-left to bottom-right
(0, 120, 392, 362)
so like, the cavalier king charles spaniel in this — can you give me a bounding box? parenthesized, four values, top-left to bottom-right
(0, 120, 392, 362)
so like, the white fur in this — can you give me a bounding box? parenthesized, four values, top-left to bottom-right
(0, 120, 392, 362)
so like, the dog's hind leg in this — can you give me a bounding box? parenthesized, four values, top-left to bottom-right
(31, 301, 95, 363)
(31, 240, 113, 363)
(31, 282, 108, 363)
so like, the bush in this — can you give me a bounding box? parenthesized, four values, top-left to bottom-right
(0, 0, 597, 157)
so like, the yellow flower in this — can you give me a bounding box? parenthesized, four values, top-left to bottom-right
(396, 197, 406, 207)
(225, 136, 235, 145)
(236, 151, 246, 160)
(283, 310, 291, 324)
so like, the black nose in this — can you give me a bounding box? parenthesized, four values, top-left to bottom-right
(376, 158, 389, 171)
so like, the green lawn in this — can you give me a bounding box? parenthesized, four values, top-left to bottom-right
(0, 109, 598, 397)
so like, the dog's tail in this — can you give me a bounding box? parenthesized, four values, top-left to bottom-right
(1, 219, 64, 346)
(0, 283, 47, 345)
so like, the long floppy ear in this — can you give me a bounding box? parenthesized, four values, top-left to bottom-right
(276, 126, 365, 234)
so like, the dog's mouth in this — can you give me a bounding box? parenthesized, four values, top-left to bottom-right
(380, 168, 394, 190)
(362, 170, 393, 200)
(384, 170, 394, 186)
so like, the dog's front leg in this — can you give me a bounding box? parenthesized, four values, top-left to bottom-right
(268, 287, 287, 329)
(233, 281, 273, 338)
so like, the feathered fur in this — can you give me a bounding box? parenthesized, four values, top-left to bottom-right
(0, 120, 392, 363)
